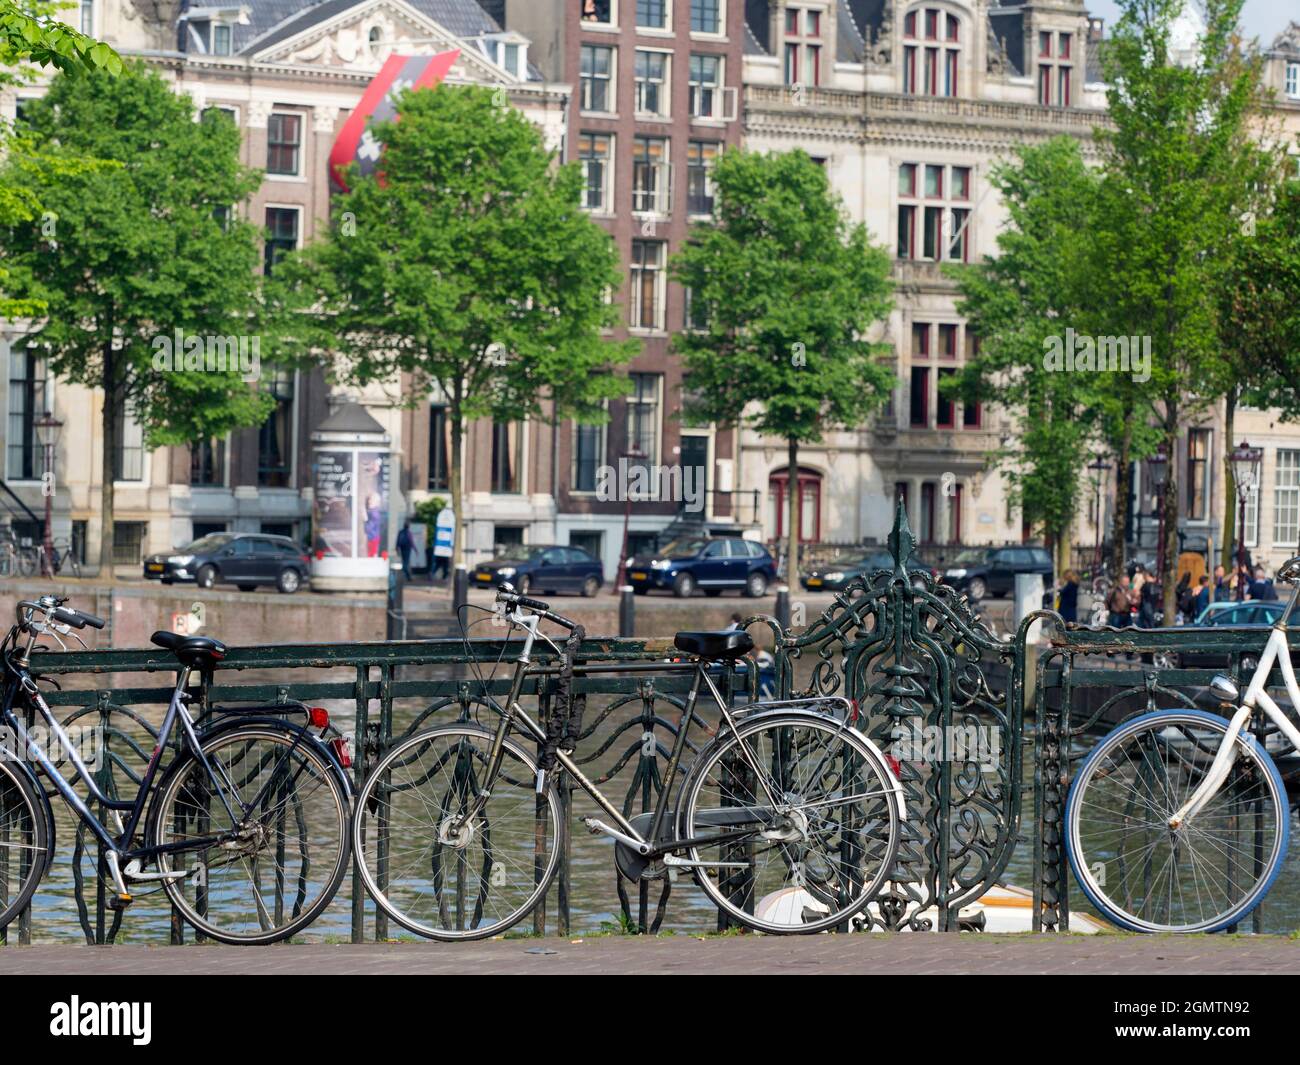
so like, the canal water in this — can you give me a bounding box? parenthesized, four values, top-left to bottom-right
(12, 666, 1300, 942)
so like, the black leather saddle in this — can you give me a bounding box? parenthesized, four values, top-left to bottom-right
(673, 629, 754, 660)
(151, 630, 228, 665)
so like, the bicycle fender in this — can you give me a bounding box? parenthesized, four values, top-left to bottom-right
(191, 715, 355, 799)
(5, 755, 56, 876)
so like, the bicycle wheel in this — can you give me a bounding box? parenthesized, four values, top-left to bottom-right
(147, 724, 351, 944)
(0, 761, 49, 932)
(353, 723, 562, 941)
(1067, 708, 1289, 933)
(15, 549, 36, 578)
(680, 711, 901, 934)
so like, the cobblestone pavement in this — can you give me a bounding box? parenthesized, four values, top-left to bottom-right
(1, 933, 1296, 975)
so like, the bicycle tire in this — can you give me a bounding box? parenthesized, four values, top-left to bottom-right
(1066, 708, 1288, 933)
(0, 759, 51, 933)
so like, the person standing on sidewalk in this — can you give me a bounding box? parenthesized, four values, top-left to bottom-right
(1107, 579, 1131, 628)
(396, 522, 413, 579)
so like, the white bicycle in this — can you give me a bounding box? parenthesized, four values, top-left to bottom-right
(1066, 556, 1300, 932)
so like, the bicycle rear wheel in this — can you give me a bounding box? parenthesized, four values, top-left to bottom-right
(1067, 708, 1288, 933)
(147, 724, 351, 944)
(0, 761, 49, 933)
(353, 724, 562, 941)
(680, 711, 901, 933)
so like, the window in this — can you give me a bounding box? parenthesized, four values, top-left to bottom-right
(1187, 428, 1210, 519)
(939, 323, 957, 358)
(919, 482, 936, 543)
(572, 420, 605, 492)
(684, 286, 710, 330)
(491, 421, 523, 493)
(1276, 450, 1300, 547)
(190, 438, 225, 486)
(212, 23, 232, 55)
(910, 366, 929, 427)
(691, 0, 720, 34)
(689, 54, 721, 118)
(112, 522, 147, 566)
(897, 162, 970, 262)
(1039, 31, 1073, 105)
(80, 0, 93, 35)
(114, 405, 144, 482)
(632, 136, 670, 215)
(629, 240, 665, 329)
(1243, 480, 1259, 548)
(267, 113, 302, 176)
(581, 0, 612, 24)
(687, 140, 719, 216)
(636, 0, 667, 29)
(1287, 62, 1300, 99)
(580, 45, 614, 112)
(903, 7, 960, 97)
(769, 469, 821, 542)
(258, 371, 294, 487)
(635, 50, 668, 116)
(570, 530, 603, 560)
(936, 368, 955, 428)
(783, 6, 823, 87)
(578, 132, 613, 212)
(626, 374, 661, 473)
(428, 405, 449, 490)
(6, 345, 47, 480)
(264, 207, 299, 274)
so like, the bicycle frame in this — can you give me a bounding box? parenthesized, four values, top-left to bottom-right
(1170, 579, 1300, 827)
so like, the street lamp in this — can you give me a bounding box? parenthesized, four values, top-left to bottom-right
(33, 411, 62, 579)
(613, 443, 645, 594)
(1148, 448, 1168, 581)
(1230, 440, 1263, 601)
(1088, 456, 1110, 577)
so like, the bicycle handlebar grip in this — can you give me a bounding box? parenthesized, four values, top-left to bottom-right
(78, 611, 106, 630)
(51, 607, 86, 629)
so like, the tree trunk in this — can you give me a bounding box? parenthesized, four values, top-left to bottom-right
(1109, 417, 1133, 579)
(786, 437, 799, 590)
(449, 399, 464, 572)
(1160, 412, 1180, 627)
(1220, 387, 1237, 573)
(97, 342, 117, 577)
(1056, 522, 1073, 586)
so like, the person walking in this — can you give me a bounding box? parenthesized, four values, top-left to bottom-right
(1192, 574, 1210, 620)
(1107, 579, 1131, 628)
(1058, 570, 1079, 624)
(1213, 564, 1230, 602)
(396, 522, 413, 579)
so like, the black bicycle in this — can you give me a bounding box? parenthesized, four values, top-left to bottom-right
(0, 595, 352, 943)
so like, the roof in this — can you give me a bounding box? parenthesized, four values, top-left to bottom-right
(314, 401, 388, 435)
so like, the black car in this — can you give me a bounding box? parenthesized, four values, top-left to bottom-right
(471, 545, 603, 597)
(1176, 599, 1287, 670)
(626, 537, 776, 598)
(941, 545, 1053, 601)
(801, 549, 937, 591)
(143, 533, 310, 594)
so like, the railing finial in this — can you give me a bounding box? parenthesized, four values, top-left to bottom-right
(888, 494, 914, 576)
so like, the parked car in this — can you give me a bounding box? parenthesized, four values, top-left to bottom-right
(1177, 599, 1287, 670)
(941, 545, 1053, 601)
(471, 545, 603, 597)
(143, 533, 311, 594)
(627, 537, 776, 598)
(801, 549, 937, 591)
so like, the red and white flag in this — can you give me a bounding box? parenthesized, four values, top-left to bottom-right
(328, 49, 459, 191)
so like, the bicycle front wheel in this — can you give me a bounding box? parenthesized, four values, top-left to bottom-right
(354, 724, 562, 941)
(1067, 708, 1289, 933)
(680, 712, 901, 934)
(0, 761, 50, 933)
(147, 724, 351, 944)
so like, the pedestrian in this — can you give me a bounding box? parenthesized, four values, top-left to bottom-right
(1250, 565, 1278, 601)
(725, 612, 744, 631)
(1213, 564, 1230, 602)
(396, 521, 413, 579)
(1237, 563, 1253, 600)
(1107, 579, 1131, 628)
(1057, 570, 1078, 624)
(1138, 577, 1159, 628)
(1192, 574, 1210, 620)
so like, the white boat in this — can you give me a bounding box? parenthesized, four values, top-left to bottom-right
(755, 882, 1108, 933)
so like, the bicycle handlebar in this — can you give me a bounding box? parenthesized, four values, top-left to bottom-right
(494, 585, 576, 631)
(15, 597, 105, 632)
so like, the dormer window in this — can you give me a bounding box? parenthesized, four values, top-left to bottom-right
(182, 6, 249, 56)
(212, 23, 232, 55)
(1038, 30, 1074, 106)
(903, 7, 960, 97)
(783, 5, 824, 87)
(478, 33, 528, 79)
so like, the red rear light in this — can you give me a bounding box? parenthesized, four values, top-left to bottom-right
(315, 549, 325, 560)
(848, 698, 860, 724)
(886, 754, 902, 779)
(329, 736, 352, 768)
(308, 706, 330, 728)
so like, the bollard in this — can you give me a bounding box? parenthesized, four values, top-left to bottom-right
(386, 560, 405, 641)
(619, 584, 634, 637)
(452, 564, 468, 615)
(775, 584, 790, 629)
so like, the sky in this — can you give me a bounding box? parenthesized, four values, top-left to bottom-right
(1084, 0, 1295, 46)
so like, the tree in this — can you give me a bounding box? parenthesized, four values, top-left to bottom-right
(671, 149, 894, 588)
(1, 62, 272, 572)
(1095, 0, 1275, 622)
(265, 84, 630, 570)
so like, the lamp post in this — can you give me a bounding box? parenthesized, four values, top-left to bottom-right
(613, 443, 644, 594)
(1088, 456, 1109, 577)
(33, 411, 62, 579)
(1230, 441, 1263, 601)
(1148, 448, 1168, 582)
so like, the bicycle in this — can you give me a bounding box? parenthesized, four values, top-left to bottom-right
(1065, 555, 1300, 932)
(0, 595, 352, 943)
(353, 584, 905, 940)
(37, 538, 81, 578)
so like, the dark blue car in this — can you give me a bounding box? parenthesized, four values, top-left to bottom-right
(471, 545, 603, 597)
(626, 536, 776, 598)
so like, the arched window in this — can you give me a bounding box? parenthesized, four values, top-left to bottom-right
(902, 6, 961, 97)
(769, 468, 822, 542)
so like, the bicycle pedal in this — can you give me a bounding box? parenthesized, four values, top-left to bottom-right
(106, 893, 134, 911)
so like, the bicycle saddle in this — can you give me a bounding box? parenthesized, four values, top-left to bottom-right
(674, 629, 754, 660)
(150, 630, 228, 664)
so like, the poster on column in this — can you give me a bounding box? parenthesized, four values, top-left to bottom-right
(315, 451, 355, 557)
(356, 451, 391, 559)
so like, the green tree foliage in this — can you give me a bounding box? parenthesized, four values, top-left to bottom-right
(670, 149, 894, 586)
(265, 84, 631, 567)
(1, 63, 270, 571)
